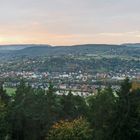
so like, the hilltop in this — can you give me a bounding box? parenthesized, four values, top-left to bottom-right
(0, 43, 139, 59)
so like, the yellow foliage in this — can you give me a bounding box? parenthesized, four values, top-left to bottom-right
(46, 117, 93, 140)
(132, 81, 140, 90)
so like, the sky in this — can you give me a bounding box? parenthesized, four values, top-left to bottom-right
(0, 0, 140, 45)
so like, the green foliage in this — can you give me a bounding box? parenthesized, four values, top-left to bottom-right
(0, 79, 140, 140)
(110, 78, 140, 140)
(0, 100, 9, 140)
(8, 81, 62, 140)
(87, 87, 116, 140)
(60, 92, 88, 119)
(47, 117, 93, 140)
(0, 83, 10, 140)
(0, 83, 10, 104)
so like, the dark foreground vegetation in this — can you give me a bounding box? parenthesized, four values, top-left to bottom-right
(0, 78, 140, 140)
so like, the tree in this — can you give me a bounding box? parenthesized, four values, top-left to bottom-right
(0, 82, 10, 105)
(87, 86, 116, 140)
(110, 78, 140, 140)
(42, 83, 62, 135)
(0, 82, 10, 140)
(60, 91, 88, 120)
(0, 100, 9, 140)
(9, 81, 62, 140)
(46, 117, 93, 140)
(9, 80, 34, 140)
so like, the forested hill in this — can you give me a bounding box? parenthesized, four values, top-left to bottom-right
(0, 43, 140, 59)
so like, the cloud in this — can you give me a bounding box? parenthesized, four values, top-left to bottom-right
(0, 0, 140, 45)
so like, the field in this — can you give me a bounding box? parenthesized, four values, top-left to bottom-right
(5, 87, 16, 96)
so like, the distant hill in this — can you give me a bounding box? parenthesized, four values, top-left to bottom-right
(123, 43, 140, 48)
(0, 44, 52, 51)
(0, 45, 31, 51)
(12, 44, 124, 56)
(0, 44, 140, 59)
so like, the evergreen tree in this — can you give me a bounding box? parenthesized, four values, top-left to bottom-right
(0, 99, 9, 140)
(0, 82, 10, 140)
(111, 78, 140, 140)
(87, 86, 116, 140)
(60, 91, 88, 120)
(0, 82, 10, 105)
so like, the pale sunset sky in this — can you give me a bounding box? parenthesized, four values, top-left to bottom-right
(0, 0, 140, 45)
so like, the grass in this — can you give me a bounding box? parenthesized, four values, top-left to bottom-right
(5, 87, 16, 96)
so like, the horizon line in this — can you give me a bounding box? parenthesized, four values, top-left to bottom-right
(0, 42, 140, 47)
